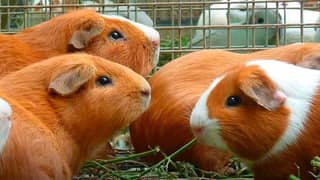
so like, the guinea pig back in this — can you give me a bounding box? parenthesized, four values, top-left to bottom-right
(130, 42, 320, 173)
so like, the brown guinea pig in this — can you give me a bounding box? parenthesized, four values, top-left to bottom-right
(0, 9, 160, 77)
(129, 42, 320, 173)
(0, 53, 150, 179)
(190, 59, 320, 180)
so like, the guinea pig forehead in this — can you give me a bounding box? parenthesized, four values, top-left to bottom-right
(207, 72, 240, 102)
(93, 60, 125, 78)
(101, 14, 159, 42)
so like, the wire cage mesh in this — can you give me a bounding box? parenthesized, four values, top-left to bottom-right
(0, 0, 319, 67)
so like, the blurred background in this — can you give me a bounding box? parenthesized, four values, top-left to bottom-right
(0, 0, 319, 68)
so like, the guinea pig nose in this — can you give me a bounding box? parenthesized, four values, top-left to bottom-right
(192, 126, 204, 136)
(140, 89, 150, 97)
(152, 40, 160, 49)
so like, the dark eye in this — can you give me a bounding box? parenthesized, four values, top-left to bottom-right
(225, 95, 241, 107)
(257, 17, 264, 24)
(96, 76, 112, 86)
(109, 31, 124, 40)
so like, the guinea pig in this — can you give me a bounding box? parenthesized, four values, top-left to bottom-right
(0, 98, 12, 153)
(0, 9, 160, 77)
(0, 53, 150, 179)
(130, 42, 320, 173)
(190, 59, 320, 180)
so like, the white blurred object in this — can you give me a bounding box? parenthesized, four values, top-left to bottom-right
(315, 16, 320, 41)
(191, 0, 282, 47)
(110, 132, 132, 150)
(191, 0, 320, 47)
(31, 0, 154, 27)
(0, 98, 12, 153)
(32, 0, 62, 12)
(82, 0, 154, 27)
(278, 9, 320, 44)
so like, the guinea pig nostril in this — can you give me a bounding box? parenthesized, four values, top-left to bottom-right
(152, 40, 159, 48)
(140, 90, 150, 97)
(192, 126, 204, 136)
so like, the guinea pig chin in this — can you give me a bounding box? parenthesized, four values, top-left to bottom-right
(190, 105, 228, 151)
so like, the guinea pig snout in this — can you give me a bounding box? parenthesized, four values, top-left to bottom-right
(140, 89, 150, 98)
(0, 99, 12, 123)
(191, 125, 204, 137)
(152, 39, 160, 49)
(140, 87, 151, 109)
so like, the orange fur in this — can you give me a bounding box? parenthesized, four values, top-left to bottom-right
(206, 66, 289, 161)
(0, 9, 157, 77)
(130, 43, 320, 172)
(0, 54, 150, 179)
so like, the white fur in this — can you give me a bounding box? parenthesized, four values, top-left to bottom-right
(0, 98, 12, 152)
(246, 60, 320, 159)
(190, 75, 228, 150)
(101, 14, 160, 66)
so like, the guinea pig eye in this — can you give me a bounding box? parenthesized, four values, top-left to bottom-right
(257, 17, 264, 24)
(225, 95, 241, 107)
(109, 31, 124, 41)
(96, 76, 112, 86)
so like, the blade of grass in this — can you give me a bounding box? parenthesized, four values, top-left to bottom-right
(137, 138, 197, 178)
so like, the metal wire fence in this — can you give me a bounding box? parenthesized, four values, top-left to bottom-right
(0, 0, 319, 65)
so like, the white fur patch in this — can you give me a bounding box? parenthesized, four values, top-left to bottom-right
(101, 14, 160, 65)
(190, 75, 228, 150)
(101, 15, 159, 42)
(0, 98, 12, 152)
(246, 60, 320, 159)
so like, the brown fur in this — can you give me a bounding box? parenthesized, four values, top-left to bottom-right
(0, 9, 157, 77)
(130, 43, 320, 172)
(0, 54, 150, 179)
(205, 64, 320, 179)
(206, 66, 289, 161)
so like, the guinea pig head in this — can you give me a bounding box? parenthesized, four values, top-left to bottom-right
(46, 54, 151, 147)
(83, 15, 160, 77)
(190, 62, 289, 162)
(20, 9, 160, 77)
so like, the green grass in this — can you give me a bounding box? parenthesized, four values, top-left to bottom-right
(158, 36, 191, 66)
(78, 138, 254, 180)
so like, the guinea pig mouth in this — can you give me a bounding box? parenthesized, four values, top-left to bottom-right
(143, 96, 151, 111)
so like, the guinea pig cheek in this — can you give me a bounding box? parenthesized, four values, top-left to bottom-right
(190, 94, 229, 151)
(207, 93, 290, 161)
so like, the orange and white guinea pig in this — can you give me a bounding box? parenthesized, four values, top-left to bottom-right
(191, 59, 320, 180)
(0, 53, 150, 179)
(0, 9, 159, 77)
(0, 99, 11, 153)
(130, 42, 320, 173)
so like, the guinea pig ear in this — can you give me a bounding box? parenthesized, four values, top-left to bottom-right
(239, 69, 286, 111)
(49, 63, 96, 96)
(296, 53, 320, 70)
(68, 23, 104, 50)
